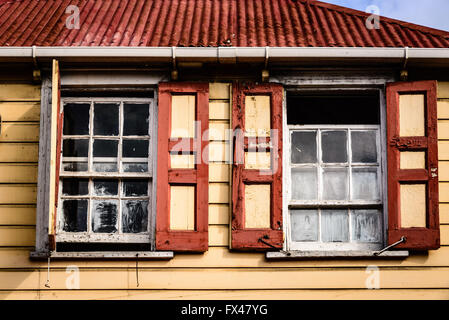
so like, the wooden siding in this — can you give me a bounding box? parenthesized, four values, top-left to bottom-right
(0, 81, 448, 300)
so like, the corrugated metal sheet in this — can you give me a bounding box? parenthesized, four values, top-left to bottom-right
(0, 0, 448, 48)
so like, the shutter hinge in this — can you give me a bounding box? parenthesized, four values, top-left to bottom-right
(373, 236, 406, 256)
(258, 236, 291, 256)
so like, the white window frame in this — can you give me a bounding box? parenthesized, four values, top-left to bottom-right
(283, 88, 387, 252)
(56, 97, 156, 244)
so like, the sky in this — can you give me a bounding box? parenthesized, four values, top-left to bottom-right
(322, 0, 449, 32)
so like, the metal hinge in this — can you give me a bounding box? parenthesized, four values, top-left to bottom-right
(373, 236, 406, 256)
(258, 236, 291, 256)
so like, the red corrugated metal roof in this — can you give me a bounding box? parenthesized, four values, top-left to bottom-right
(0, 0, 448, 48)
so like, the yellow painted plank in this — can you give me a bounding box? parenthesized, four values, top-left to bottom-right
(209, 183, 229, 204)
(441, 224, 449, 245)
(209, 83, 230, 100)
(245, 95, 271, 137)
(245, 151, 271, 170)
(0, 123, 40, 142)
(0, 226, 35, 246)
(0, 205, 36, 225)
(3, 246, 449, 269)
(0, 268, 445, 290)
(0, 102, 40, 122)
(209, 102, 230, 120)
(170, 186, 195, 231)
(209, 163, 229, 182)
(439, 183, 449, 202)
(439, 162, 449, 181)
(209, 141, 229, 162)
(400, 184, 426, 228)
(171, 95, 195, 138)
(440, 204, 449, 224)
(438, 141, 449, 160)
(438, 82, 449, 99)
(209, 204, 229, 225)
(400, 152, 425, 170)
(438, 100, 449, 119)
(170, 154, 195, 169)
(209, 121, 230, 141)
(0, 164, 38, 183)
(439, 120, 449, 140)
(209, 225, 228, 246)
(0, 144, 39, 162)
(0, 185, 37, 204)
(0, 84, 40, 101)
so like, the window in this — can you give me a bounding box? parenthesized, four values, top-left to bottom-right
(286, 93, 384, 251)
(56, 97, 155, 247)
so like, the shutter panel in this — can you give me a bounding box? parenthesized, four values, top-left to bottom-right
(387, 80, 440, 250)
(156, 83, 209, 252)
(231, 82, 283, 251)
(48, 59, 62, 251)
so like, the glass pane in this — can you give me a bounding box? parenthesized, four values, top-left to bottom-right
(123, 140, 149, 158)
(63, 139, 89, 157)
(93, 103, 119, 136)
(63, 162, 88, 172)
(351, 210, 382, 243)
(352, 168, 380, 201)
(291, 131, 317, 164)
(93, 139, 118, 157)
(291, 168, 317, 200)
(351, 131, 377, 163)
(93, 162, 118, 173)
(290, 210, 318, 242)
(123, 163, 148, 173)
(122, 180, 148, 197)
(91, 200, 118, 233)
(321, 131, 347, 163)
(323, 168, 348, 200)
(63, 103, 90, 135)
(123, 103, 150, 136)
(62, 179, 89, 195)
(62, 200, 88, 232)
(321, 210, 349, 242)
(122, 200, 149, 233)
(93, 179, 118, 196)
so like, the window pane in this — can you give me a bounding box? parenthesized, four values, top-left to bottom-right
(93, 162, 118, 173)
(351, 131, 377, 163)
(62, 200, 88, 232)
(122, 180, 148, 197)
(321, 131, 347, 163)
(93, 103, 119, 136)
(321, 210, 349, 242)
(123, 140, 149, 158)
(93, 139, 118, 157)
(322, 168, 348, 200)
(91, 200, 118, 233)
(63, 103, 90, 135)
(123, 103, 150, 136)
(352, 168, 380, 201)
(351, 210, 382, 243)
(123, 163, 148, 173)
(93, 179, 118, 196)
(291, 131, 317, 164)
(63, 162, 88, 172)
(63, 139, 89, 157)
(122, 200, 149, 233)
(62, 179, 89, 195)
(291, 168, 317, 200)
(290, 209, 318, 242)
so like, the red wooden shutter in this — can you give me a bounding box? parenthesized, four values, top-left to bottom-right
(387, 80, 440, 250)
(156, 83, 209, 252)
(49, 59, 63, 251)
(231, 82, 283, 251)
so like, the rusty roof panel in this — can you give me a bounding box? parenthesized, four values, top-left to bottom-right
(0, 0, 448, 48)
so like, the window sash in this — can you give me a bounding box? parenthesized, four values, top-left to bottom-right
(56, 96, 155, 244)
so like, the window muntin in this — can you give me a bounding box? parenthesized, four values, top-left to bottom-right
(287, 123, 384, 251)
(57, 98, 153, 244)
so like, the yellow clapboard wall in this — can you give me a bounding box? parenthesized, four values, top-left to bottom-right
(0, 81, 449, 300)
